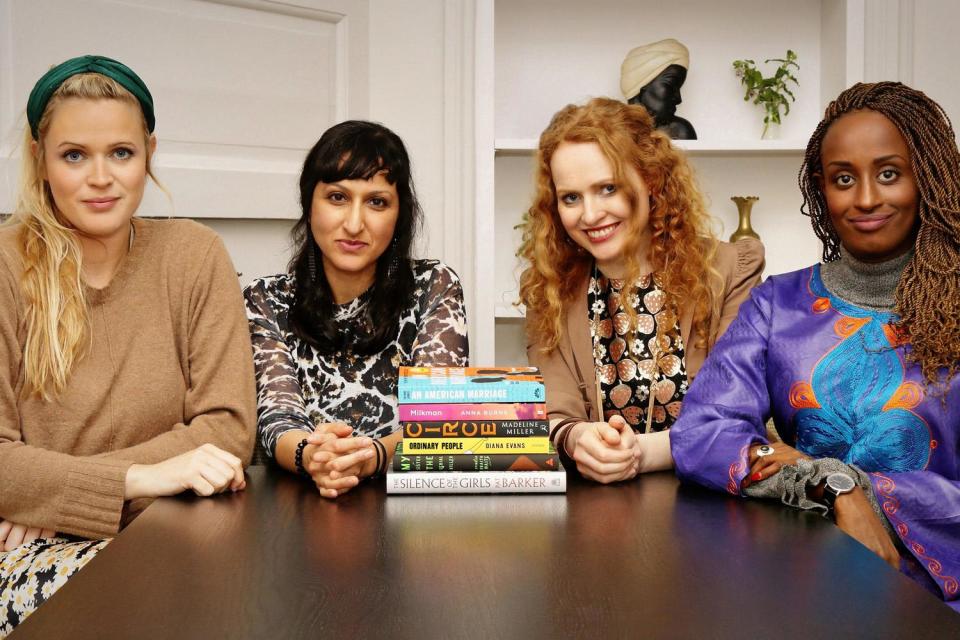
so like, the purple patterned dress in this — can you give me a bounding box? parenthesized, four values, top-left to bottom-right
(670, 265, 959, 612)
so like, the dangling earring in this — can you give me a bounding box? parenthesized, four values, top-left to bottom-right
(307, 243, 317, 282)
(387, 237, 400, 280)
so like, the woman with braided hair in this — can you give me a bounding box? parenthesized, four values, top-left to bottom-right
(670, 82, 960, 612)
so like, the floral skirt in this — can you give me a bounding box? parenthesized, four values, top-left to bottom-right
(0, 537, 109, 637)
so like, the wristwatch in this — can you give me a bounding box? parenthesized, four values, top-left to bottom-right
(822, 472, 856, 510)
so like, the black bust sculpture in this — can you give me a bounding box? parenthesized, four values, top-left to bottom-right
(621, 39, 697, 140)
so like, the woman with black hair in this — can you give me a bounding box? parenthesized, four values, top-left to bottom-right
(244, 121, 468, 498)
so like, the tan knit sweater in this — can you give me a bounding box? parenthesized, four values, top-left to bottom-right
(0, 218, 256, 539)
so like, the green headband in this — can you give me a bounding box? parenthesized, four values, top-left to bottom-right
(27, 55, 155, 140)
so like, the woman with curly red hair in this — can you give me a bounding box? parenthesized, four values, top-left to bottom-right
(520, 97, 764, 484)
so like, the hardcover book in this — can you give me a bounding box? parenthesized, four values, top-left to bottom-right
(402, 420, 549, 438)
(398, 403, 547, 422)
(393, 446, 560, 472)
(398, 367, 545, 404)
(385, 469, 567, 494)
(400, 437, 551, 455)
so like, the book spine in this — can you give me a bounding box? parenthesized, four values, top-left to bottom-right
(401, 437, 551, 455)
(402, 420, 550, 438)
(397, 382, 545, 404)
(399, 366, 541, 379)
(392, 450, 560, 472)
(398, 403, 547, 422)
(386, 469, 567, 494)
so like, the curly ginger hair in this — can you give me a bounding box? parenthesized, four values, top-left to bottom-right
(519, 97, 721, 354)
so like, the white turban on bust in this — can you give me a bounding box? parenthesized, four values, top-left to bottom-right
(620, 38, 690, 100)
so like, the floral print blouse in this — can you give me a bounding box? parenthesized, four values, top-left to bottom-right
(243, 260, 469, 457)
(588, 271, 688, 432)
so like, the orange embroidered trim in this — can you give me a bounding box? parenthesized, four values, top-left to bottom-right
(873, 473, 959, 596)
(727, 444, 751, 495)
(882, 323, 909, 347)
(834, 316, 870, 339)
(881, 381, 924, 412)
(812, 297, 831, 314)
(788, 381, 820, 410)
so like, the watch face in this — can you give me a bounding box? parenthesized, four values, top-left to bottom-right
(826, 472, 856, 494)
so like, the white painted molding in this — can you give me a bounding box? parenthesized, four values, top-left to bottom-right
(897, 0, 915, 85)
(473, 0, 495, 366)
(496, 138, 807, 155)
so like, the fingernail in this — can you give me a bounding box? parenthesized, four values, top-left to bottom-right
(751, 472, 763, 481)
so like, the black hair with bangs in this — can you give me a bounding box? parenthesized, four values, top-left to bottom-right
(288, 120, 422, 355)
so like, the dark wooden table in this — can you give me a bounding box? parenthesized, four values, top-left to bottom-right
(13, 467, 960, 639)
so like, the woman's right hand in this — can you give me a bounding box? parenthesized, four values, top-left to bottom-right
(125, 444, 246, 500)
(0, 519, 57, 552)
(834, 486, 901, 569)
(566, 415, 639, 484)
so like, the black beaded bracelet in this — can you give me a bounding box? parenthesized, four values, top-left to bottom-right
(369, 439, 382, 480)
(369, 439, 388, 479)
(551, 418, 582, 475)
(294, 438, 310, 478)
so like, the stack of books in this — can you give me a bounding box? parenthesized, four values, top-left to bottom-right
(386, 366, 566, 494)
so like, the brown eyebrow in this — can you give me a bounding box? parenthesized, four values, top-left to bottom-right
(825, 154, 908, 169)
(57, 141, 137, 148)
(555, 178, 615, 193)
(324, 183, 392, 197)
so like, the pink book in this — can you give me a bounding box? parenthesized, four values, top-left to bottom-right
(398, 403, 547, 422)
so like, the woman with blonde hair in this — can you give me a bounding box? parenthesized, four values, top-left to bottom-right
(0, 55, 255, 634)
(520, 97, 764, 483)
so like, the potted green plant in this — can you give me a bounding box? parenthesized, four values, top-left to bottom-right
(733, 50, 799, 138)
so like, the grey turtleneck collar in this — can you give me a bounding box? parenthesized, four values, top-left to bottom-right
(819, 246, 914, 312)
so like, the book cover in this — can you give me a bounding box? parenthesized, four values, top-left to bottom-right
(402, 420, 549, 438)
(401, 437, 551, 455)
(399, 366, 541, 381)
(398, 403, 547, 422)
(393, 447, 560, 472)
(385, 469, 567, 494)
(398, 367, 544, 404)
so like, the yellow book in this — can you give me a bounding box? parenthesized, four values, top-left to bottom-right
(401, 437, 551, 455)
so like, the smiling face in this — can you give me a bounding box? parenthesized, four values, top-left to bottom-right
(819, 109, 919, 263)
(39, 97, 153, 246)
(310, 171, 400, 301)
(551, 141, 651, 278)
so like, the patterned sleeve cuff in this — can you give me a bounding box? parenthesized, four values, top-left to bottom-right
(743, 457, 899, 542)
(259, 414, 315, 460)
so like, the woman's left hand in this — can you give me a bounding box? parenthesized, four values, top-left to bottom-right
(0, 519, 56, 552)
(740, 441, 811, 488)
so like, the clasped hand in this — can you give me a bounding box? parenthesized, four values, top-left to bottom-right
(304, 423, 376, 499)
(566, 415, 641, 484)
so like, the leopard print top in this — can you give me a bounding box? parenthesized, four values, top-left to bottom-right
(243, 260, 469, 458)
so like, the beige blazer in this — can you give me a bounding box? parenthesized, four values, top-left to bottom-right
(526, 237, 765, 423)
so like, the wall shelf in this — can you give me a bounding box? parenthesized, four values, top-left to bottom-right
(495, 138, 807, 156)
(472, 0, 867, 365)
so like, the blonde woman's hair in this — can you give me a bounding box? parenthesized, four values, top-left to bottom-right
(519, 97, 722, 354)
(11, 73, 155, 399)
